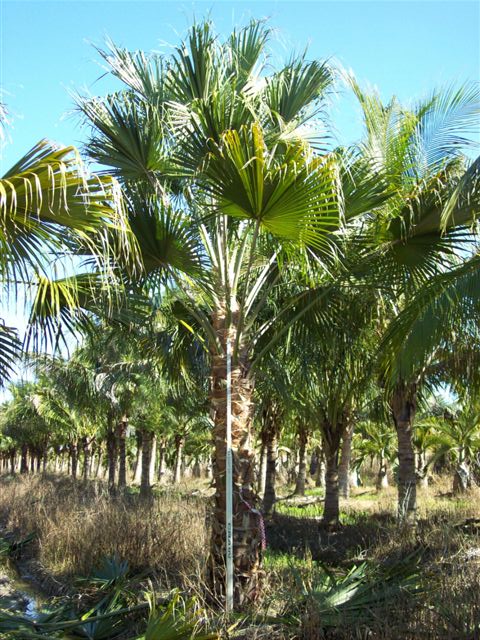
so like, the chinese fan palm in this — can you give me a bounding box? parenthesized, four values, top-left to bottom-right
(75, 20, 342, 607)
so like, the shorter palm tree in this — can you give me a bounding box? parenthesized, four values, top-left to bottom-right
(352, 420, 396, 490)
(430, 401, 480, 493)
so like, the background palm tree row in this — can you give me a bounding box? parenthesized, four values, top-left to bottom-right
(1, 20, 479, 608)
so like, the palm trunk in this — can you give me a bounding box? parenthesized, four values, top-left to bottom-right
(157, 439, 166, 482)
(209, 308, 261, 608)
(321, 420, 344, 526)
(453, 450, 469, 493)
(417, 451, 429, 488)
(338, 422, 354, 499)
(294, 425, 308, 496)
(149, 435, 157, 486)
(70, 442, 78, 480)
(376, 453, 389, 490)
(391, 383, 417, 523)
(323, 449, 339, 525)
(117, 419, 128, 489)
(106, 428, 117, 494)
(29, 448, 36, 473)
(140, 429, 153, 499)
(315, 448, 325, 487)
(82, 438, 91, 481)
(257, 441, 267, 497)
(133, 430, 143, 484)
(10, 449, 16, 474)
(94, 443, 103, 478)
(262, 413, 278, 516)
(193, 459, 202, 478)
(173, 435, 184, 484)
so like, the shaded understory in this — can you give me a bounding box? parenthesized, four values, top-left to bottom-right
(0, 474, 479, 639)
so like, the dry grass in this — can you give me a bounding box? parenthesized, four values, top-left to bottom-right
(266, 480, 480, 639)
(0, 474, 208, 587)
(0, 474, 479, 639)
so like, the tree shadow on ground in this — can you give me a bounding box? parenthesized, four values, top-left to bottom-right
(265, 511, 395, 565)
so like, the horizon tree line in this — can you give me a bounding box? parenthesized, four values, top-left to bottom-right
(1, 19, 479, 608)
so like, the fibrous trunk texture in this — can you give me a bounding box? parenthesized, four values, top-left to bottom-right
(390, 383, 417, 523)
(209, 308, 261, 609)
(323, 449, 339, 525)
(321, 418, 345, 526)
(294, 426, 308, 496)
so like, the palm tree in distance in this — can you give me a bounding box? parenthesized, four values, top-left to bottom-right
(17, 20, 479, 604)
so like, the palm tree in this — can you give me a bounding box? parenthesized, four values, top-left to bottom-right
(346, 80, 480, 522)
(75, 21, 343, 605)
(352, 419, 396, 490)
(0, 381, 51, 473)
(431, 400, 480, 493)
(254, 352, 291, 514)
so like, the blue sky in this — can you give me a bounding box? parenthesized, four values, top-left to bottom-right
(1, 0, 479, 174)
(0, 0, 479, 394)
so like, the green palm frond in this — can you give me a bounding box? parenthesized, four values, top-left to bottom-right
(379, 254, 480, 381)
(125, 189, 205, 279)
(78, 92, 170, 183)
(97, 39, 166, 100)
(227, 19, 270, 88)
(282, 553, 423, 632)
(412, 83, 480, 171)
(25, 272, 117, 352)
(203, 123, 340, 249)
(442, 154, 480, 227)
(0, 322, 22, 387)
(143, 590, 218, 640)
(264, 55, 333, 127)
(1, 140, 132, 284)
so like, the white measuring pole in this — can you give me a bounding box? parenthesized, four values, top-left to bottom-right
(225, 336, 234, 613)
